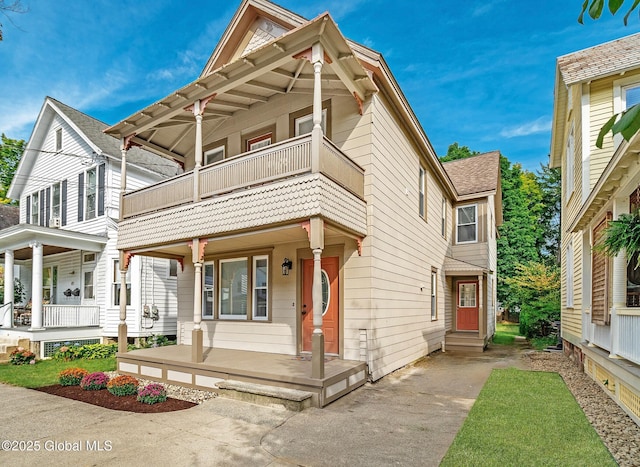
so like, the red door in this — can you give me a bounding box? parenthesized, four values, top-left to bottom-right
(457, 281, 479, 331)
(302, 256, 339, 354)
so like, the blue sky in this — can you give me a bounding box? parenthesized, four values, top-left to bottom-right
(1, 0, 639, 172)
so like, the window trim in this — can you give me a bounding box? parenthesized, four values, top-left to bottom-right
(83, 269, 95, 300)
(252, 255, 269, 321)
(431, 268, 438, 321)
(202, 261, 215, 319)
(218, 257, 249, 320)
(456, 204, 478, 244)
(203, 138, 227, 166)
(243, 125, 276, 153)
(613, 76, 640, 147)
(419, 166, 427, 220)
(289, 100, 332, 138)
(31, 191, 39, 225)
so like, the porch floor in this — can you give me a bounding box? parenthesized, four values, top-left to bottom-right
(117, 345, 368, 407)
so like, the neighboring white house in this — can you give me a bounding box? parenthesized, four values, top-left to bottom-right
(0, 97, 181, 358)
(551, 33, 640, 426)
(104, 0, 502, 407)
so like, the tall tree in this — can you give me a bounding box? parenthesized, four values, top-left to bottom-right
(0, 133, 25, 203)
(536, 164, 561, 264)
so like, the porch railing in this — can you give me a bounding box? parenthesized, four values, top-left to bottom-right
(122, 134, 364, 220)
(43, 305, 100, 328)
(618, 313, 640, 365)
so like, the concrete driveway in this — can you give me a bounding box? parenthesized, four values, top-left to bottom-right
(0, 345, 528, 466)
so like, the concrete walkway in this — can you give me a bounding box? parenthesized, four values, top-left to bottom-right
(0, 345, 529, 466)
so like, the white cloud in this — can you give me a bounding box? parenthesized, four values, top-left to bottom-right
(500, 116, 551, 138)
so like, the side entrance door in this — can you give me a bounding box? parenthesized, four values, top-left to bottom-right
(302, 256, 339, 354)
(456, 280, 479, 331)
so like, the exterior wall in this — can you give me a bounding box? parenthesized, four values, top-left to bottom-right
(365, 93, 449, 380)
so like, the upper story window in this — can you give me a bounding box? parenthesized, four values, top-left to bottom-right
(113, 259, 132, 306)
(294, 109, 327, 136)
(205, 145, 225, 165)
(623, 84, 640, 110)
(25, 181, 67, 227)
(419, 166, 426, 219)
(77, 164, 105, 222)
(247, 132, 272, 151)
(565, 124, 574, 202)
(55, 128, 62, 152)
(31, 191, 39, 225)
(441, 197, 447, 238)
(431, 268, 438, 321)
(456, 204, 477, 244)
(613, 77, 640, 147)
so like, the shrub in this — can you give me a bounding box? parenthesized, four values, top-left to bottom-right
(107, 375, 139, 396)
(9, 347, 36, 365)
(80, 371, 110, 390)
(52, 343, 117, 361)
(137, 383, 167, 404)
(51, 342, 83, 361)
(58, 367, 89, 386)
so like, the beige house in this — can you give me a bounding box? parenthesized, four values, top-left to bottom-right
(105, 0, 501, 407)
(551, 32, 640, 426)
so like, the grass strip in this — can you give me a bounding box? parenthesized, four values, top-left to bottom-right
(0, 357, 116, 388)
(492, 322, 520, 345)
(440, 368, 616, 467)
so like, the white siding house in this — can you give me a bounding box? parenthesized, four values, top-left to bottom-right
(0, 97, 181, 358)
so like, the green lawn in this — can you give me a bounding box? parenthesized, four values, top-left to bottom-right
(0, 357, 116, 388)
(440, 368, 616, 467)
(492, 322, 520, 345)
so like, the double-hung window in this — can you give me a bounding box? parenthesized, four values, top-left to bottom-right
(31, 191, 39, 225)
(78, 164, 105, 222)
(294, 109, 327, 136)
(85, 167, 97, 220)
(201, 254, 269, 320)
(205, 145, 225, 165)
(456, 204, 477, 243)
(419, 166, 426, 219)
(431, 268, 438, 321)
(113, 260, 131, 306)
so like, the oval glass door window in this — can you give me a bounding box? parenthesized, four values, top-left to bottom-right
(321, 270, 330, 316)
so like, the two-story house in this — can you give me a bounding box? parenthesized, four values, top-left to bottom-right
(106, 0, 501, 407)
(551, 33, 640, 426)
(0, 97, 180, 359)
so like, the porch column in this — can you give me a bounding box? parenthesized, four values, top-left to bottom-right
(3, 249, 14, 328)
(29, 242, 43, 330)
(478, 274, 486, 340)
(193, 100, 203, 202)
(118, 251, 130, 354)
(610, 197, 629, 359)
(310, 42, 324, 174)
(310, 217, 325, 379)
(191, 238, 205, 363)
(119, 139, 128, 222)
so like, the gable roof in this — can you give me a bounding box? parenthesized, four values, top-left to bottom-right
(442, 151, 501, 196)
(8, 97, 180, 200)
(557, 32, 640, 85)
(0, 205, 19, 230)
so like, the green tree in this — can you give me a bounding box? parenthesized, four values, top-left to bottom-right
(0, 133, 25, 203)
(439, 142, 478, 162)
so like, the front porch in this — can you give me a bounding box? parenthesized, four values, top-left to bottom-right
(117, 345, 367, 408)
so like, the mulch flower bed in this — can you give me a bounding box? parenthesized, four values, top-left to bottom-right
(35, 385, 196, 413)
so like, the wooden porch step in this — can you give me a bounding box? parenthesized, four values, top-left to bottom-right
(215, 380, 314, 411)
(445, 333, 487, 353)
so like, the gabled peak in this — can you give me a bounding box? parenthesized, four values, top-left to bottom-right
(200, 0, 306, 77)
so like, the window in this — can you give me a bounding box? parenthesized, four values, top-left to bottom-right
(78, 165, 104, 222)
(456, 204, 477, 243)
(55, 128, 62, 151)
(591, 215, 611, 325)
(459, 283, 477, 307)
(203, 262, 215, 319)
(202, 254, 270, 320)
(294, 109, 327, 136)
(204, 145, 225, 165)
(43, 266, 57, 304)
(84, 270, 95, 299)
(441, 197, 447, 237)
(31, 192, 39, 225)
(253, 256, 268, 320)
(84, 253, 96, 263)
(566, 124, 574, 201)
(113, 260, 132, 306)
(246, 133, 272, 151)
(169, 259, 178, 278)
(624, 84, 640, 110)
(52, 182, 61, 220)
(566, 240, 574, 307)
(419, 167, 426, 219)
(431, 269, 437, 321)
(86, 167, 97, 220)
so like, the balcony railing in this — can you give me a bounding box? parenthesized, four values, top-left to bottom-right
(43, 305, 100, 328)
(122, 134, 364, 220)
(618, 313, 640, 366)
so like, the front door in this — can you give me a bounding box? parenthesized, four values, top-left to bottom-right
(302, 256, 339, 354)
(456, 280, 479, 331)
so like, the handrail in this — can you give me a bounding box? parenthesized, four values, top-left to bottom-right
(0, 302, 13, 326)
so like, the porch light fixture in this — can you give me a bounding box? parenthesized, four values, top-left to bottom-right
(282, 258, 293, 276)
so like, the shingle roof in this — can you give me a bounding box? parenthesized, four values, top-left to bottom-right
(442, 151, 500, 196)
(557, 32, 640, 85)
(48, 97, 180, 178)
(0, 204, 19, 230)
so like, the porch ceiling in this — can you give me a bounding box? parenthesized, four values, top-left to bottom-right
(0, 224, 107, 260)
(104, 13, 377, 164)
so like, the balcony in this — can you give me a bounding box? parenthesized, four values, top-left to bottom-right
(122, 134, 364, 220)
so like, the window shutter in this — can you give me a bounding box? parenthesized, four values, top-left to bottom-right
(26, 195, 31, 224)
(77, 172, 84, 222)
(592, 214, 612, 325)
(39, 189, 45, 226)
(98, 163, 105, 216)
(61, 179, 67, 226)
(45, 187, 51, 227)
